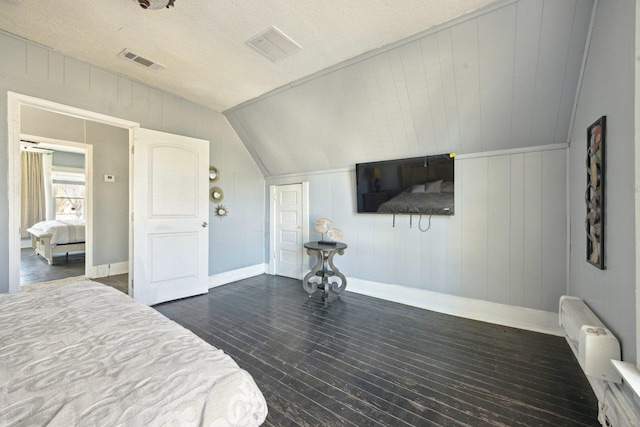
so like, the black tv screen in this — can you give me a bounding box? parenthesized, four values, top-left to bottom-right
(355, 154, 454, 215)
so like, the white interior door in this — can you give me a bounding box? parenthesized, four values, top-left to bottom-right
(274, 183, 303, 279)
(132, 128, 209, 305)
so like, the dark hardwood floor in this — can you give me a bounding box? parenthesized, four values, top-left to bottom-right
(21, 247, 129, 294)
(154, 274, 599, 427)
(20, 247, 85, 285)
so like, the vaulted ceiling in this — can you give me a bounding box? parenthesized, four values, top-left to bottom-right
(0, 0, 497, 112)
(0, 0, 594, 178)
(225, 0, 594, 176)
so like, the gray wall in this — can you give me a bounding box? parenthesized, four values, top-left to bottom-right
(267, 145, 567, 313)
(0, 30, 265, 292)
(89, 121, 129, 265)
(568, 0, 636, 364)
(249, 0, 578, 314)
(52, 151, 84, 169)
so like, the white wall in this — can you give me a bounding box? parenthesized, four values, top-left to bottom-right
(0, 30, 265, 292)
(568, 0, 636, 364)
(267, 145, 566, 313)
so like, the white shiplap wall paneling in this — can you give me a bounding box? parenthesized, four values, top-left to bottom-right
(266, 145, 567, 313)
(419, 34, 450, 155)
(459, 157, 489, 300)
(486, 155, 512, 305)
(308, 75, 355, 170)
(540, 149, 567, 310)
(229, 108, 271, 175)
(355, 60, 396, 161)
(554, 0, 593, 144)
(446, 181, 463, 297)
(292, 83, 332, 169)
(323, 70, 368, 162)
(450, 18, 483, 155)
(387, 49, 421, 157)
(331, 64, 381, 161)
(428, 217, 449, 294)
(227, 0, 594, 177)
(508, 154, 526, 306)
(478, 4, 516, 152)
(531, 0, 576, 146)
(397, 40, 436, 155)
(435, 29, 463, 154)
(522, 151, 544, 309)
(368, 53, 410, 159)
(511, 0, 544, 149)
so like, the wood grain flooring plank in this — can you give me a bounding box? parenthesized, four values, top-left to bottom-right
(154, 275, 599, 427)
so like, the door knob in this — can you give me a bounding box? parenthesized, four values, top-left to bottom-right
(202, 222, 208, 228)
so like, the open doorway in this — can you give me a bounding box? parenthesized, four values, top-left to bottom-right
(8, 93, 137, 294)
(20, 136, 89, 286)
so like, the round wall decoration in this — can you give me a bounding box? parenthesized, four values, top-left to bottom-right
(210, 186, 224, 202)
(209, 166, 220, 182)
(214, 204, 228, 219)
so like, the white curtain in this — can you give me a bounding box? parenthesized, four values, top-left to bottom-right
(21, 151, 46, 238)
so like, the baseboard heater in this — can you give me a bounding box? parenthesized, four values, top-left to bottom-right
(559, 296, 621, 383)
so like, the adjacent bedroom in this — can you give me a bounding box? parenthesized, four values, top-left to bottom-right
(18, 106, 130, 294)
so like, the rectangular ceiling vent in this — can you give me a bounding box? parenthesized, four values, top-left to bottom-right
(118, 49, 166, 72)
(246, 26, 301, 62)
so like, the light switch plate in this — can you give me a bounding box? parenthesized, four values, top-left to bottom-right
(104, 175, 115, 182)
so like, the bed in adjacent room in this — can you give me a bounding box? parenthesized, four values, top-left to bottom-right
(0, 281, 268, 426)
(26, 219, 86, 265)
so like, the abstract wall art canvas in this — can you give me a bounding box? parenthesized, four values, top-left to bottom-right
(586, 116, 605, 270)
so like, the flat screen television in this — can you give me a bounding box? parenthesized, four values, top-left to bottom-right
(355, 154, 454, 215)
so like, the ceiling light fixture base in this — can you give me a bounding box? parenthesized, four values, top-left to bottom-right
(135, 0, 175, 10)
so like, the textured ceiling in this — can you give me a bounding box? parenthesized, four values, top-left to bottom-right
(0, 0, 498, 112)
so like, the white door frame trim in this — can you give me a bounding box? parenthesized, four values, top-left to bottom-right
(268, 182, 309, 277)
(7, 92, 138, 293)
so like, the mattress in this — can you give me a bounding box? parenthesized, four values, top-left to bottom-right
(0, 281, 268, 426)
(27, 220, 85, 245)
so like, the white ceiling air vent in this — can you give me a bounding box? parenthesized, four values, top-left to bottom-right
(246, 26, 301, 62)
(118, 49, 166, 72)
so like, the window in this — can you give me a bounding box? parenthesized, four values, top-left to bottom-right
(52, 170, 85, 220)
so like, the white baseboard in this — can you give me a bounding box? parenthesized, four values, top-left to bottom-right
(208, 263, 266, 288)
(346, 277, 563, 336)
(87, 261, 128, 279)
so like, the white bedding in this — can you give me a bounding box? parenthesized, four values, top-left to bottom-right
(0, 281, 268, 426)
(27, 220, 85, 246)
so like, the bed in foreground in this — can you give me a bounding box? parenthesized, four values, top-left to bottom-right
(0, 281, 268, 426)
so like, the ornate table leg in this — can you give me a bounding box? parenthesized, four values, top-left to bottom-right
(302, 248, 322, 296)
(327, 248, 347, 294)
